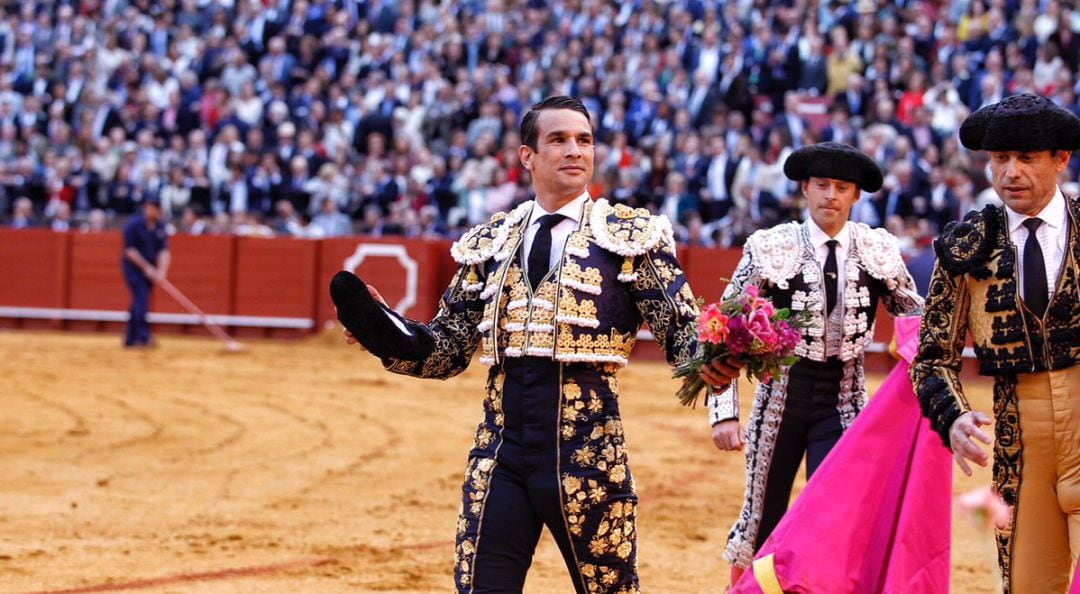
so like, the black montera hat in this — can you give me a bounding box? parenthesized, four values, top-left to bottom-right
(959, 93, 1080, 152)
(783, 142, 884, 192)
(329, 270, 435, 361)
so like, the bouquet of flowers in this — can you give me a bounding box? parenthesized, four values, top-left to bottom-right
(675, 285, 808, 407)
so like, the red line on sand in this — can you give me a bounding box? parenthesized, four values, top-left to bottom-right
(401, 538, 454, 550)
(23, 557, 335, 594)
(23, 539, 454, 594)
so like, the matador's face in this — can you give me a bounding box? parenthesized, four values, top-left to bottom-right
(803, 176, 859, 236)
(520, 108, 595, 209)
(988, 150, 1071, 216)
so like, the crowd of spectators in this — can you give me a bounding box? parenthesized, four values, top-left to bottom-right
(2, 0, 1080, 256)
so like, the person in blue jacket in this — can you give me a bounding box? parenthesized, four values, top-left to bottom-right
(121, 197, 170, 347)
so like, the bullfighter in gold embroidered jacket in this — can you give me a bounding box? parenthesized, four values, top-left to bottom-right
(911, 93, 1080, 593)
(332, 97, 698, 594)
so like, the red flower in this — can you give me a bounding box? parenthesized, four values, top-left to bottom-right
(699, 303, 730, 345)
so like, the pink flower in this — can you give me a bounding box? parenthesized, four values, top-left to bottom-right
(698, 304, 730, 345)
(775, 321, 803, 350)
(746, 308, 779, 354)
(752, 297, 776, 317)
(958, 487, 1012, 530)
(677, 288, 809, 407)
(726, 316, 752, 357)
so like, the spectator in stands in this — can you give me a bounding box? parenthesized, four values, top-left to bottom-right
(48, 200, 71, 232)
(272, 199, 304, 237)
(658, 170, 699, 229)
(311, 193, 352, 237)
(80, 209, 108, 233)
(11, 196, 38, 228)
(906, 225, 938, 297)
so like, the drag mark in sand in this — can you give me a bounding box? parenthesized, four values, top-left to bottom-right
(22, 557, 335, 594)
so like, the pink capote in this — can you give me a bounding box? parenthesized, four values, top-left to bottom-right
(731, 316, 953, 594)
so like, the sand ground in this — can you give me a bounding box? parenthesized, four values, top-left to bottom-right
(0, 330, 1001, 593)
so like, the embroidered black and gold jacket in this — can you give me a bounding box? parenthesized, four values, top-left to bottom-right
(382, 197, 699, 593)
(911, 198, 1080, 446)
(911, 196, 1080, 593)
(384, 197, 699, 377)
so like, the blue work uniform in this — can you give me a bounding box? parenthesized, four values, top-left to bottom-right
(122, 214, 168, 346)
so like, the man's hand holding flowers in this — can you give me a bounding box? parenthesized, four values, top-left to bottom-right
(673, 285, 807, 409)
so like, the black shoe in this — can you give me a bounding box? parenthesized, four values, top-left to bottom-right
(329, 270, 435, 361)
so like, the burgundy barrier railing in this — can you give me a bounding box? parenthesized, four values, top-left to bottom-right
(0, 230, 900, 347)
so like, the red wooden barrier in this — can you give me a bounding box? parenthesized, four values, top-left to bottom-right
(682, 245, 743, 303)
(233, 236, 319, 338)
(68, 231, 126, 309)
(0, 228, 70, 329)
(155, 234, 236, 336)
(0, 229, 917, 366)
(66, 231, 126, 333)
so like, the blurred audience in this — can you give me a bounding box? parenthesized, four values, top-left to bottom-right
(0, 0, 1077, 261)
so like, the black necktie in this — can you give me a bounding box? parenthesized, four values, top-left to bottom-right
(824, 239, 839, 314)
(1022, 218, 1048, 317)
(528, 214, 565, 291)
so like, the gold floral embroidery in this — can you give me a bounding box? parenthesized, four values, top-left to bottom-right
(561, 380, 584, 440)
(557, 377, 640, 591)
(557, 287, 600, 326)
(555, 330, 634, 360)
(384, 263, 487, 379)
(505, 267, 528, 303)
(454, 456, 497, 589)
(475, 427, 494, 449)
(580, 500, 638, 589)
(563, 474, 583, 495)
(566, 231, 592, 256)
(573, 446, 597, 465)
(561, 260, 605, 290)
(649, 257, 681, 283)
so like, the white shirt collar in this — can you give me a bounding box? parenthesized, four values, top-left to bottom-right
(806, 218, 850, 251)
(527, 191, 590, 227)
(1006, 187, 1066, 234)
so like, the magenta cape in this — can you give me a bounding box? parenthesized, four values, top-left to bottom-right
(732, 317, 953, 594)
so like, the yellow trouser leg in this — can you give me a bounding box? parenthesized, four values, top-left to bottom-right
(1011, 371, 1074, 592)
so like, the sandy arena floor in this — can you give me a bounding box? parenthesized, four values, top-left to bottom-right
(0, 330, 1001, 593)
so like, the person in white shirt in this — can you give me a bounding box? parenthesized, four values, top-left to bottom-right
(333, 96, 700, 594)
(703, 143, 923, 587)
(912, 93, 1080, 594)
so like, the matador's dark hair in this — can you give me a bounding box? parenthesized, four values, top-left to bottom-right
(520, 96, 592, 151)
